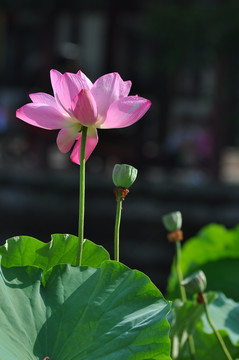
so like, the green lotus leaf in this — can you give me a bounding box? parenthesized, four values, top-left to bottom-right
(167, 224, 239, 300)
(170, 292, 239, 360)
(201, 292, 239, 347)
(0, 234, 110, 280)
(0, 260, 171, 360)
(169, 292, 216, 359)
(184, 320, 239, 360)
(182, 322, 239, 360)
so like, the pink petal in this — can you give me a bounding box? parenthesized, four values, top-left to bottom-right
(120, 80, 132, 97)
(72, 89, 98, 126)
(16, 103, 69, 130)
(56, 127, 79, 153)
(50, 69, 67, 113)
(91, 73, 131, 118)
(76, 70, 93, 89)
(99, 96, 151, 129)
(29, 93, 58, 108)
(50, 69, 62, 95)
(54, 72, 93, 114)
(70, 127, 98, 164)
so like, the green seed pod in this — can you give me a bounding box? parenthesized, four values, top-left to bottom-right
(112, 164, 138, 188)
(181, 270, 207, 294)
(162, 211, 182, 232)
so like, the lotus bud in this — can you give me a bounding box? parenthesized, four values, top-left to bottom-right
(181, 270, 207, 294)
(112, 164, 138, 188)
(162, 211, 182, 232)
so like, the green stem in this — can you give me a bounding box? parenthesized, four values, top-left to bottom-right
(203, 298, 233, 360)
(175, 241, 196, 360)
(187, 335, 196, 360)
(76, 126, 87, 267)
(175, 241, 187, 302)
(114, 192, 122, 262)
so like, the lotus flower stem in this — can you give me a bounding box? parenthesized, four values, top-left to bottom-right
(162, 212, 196, 359)
(176, 241, 196, 359)
(112, 164, 136, 262)
(175, 241, 187, 302)
(114, 191, 122, 262)
(76, 126, 87, 266)
(202, 295, 233, 360)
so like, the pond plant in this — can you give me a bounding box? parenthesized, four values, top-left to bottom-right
(164, 214, 239, 360)
(0, 68, 238, 359)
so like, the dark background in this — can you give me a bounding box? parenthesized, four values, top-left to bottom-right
(1, 0, 239, 294)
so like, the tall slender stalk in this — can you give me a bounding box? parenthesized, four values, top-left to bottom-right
(175, 241, 196, 360)
(175, 241, 187, 302)
(112, 164, 136, 261)
(114, 191, 122, 262)
(202, 296, 233, 360)
(76, 126, 87, 266)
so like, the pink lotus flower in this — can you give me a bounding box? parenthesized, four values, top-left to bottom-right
(16, 70, 151, 164)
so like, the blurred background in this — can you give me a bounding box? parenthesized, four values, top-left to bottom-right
(0, 0, 239, 293)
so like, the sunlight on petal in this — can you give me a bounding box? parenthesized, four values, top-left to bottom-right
(99, 96, 151, 129)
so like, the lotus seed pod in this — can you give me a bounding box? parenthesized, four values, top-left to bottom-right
(112, 164, 138, 188)
(162, 211, 182, 232)
(181, 270, 207, 294)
